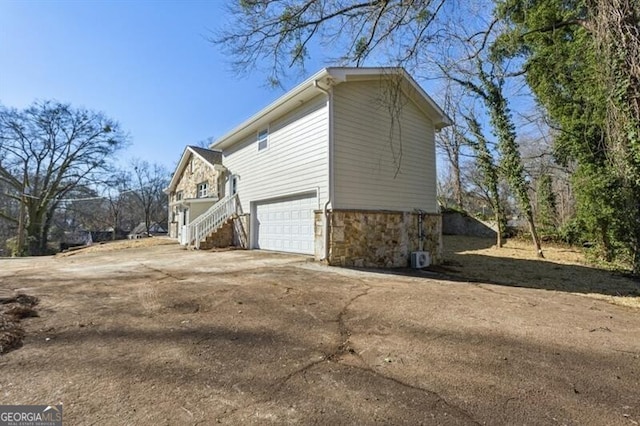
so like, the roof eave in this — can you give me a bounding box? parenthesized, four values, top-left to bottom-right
(211, 68, 332, 151)
(166, 146, 224, 193)
(211, 67, 452, 150)
(166, 147, 192, 193)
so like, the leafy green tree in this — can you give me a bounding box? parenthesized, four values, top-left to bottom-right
(535, 174, 557, 230)
(0, 101, 128, 255)
(496, 0, 640, 271)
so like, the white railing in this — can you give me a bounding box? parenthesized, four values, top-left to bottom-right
(187, 193, 238, 249)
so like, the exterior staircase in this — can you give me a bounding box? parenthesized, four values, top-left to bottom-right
(187, 193, 239, 249)
(198, 218, 234, 250)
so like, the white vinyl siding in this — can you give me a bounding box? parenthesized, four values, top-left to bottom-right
(332, 80, 438, 212)
(222, 95, 329, 213)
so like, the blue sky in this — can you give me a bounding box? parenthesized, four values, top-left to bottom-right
(0, 0, 541, 181)
(0, 0, 325, 171)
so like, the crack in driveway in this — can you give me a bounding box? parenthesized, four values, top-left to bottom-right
(215, 279, 479, 424)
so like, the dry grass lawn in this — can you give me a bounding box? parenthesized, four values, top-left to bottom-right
(442, 235, 640, 309)
(56, 236, 178, 256)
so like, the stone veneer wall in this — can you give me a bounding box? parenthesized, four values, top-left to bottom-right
(317, 210, 442, 268)
(200, 220, 234, 249)
(169, 153, 224, 238)
(173, 153, 223, 200)
(194, 214, 249, 250)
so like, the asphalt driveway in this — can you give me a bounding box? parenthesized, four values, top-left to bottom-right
(0, 242, 638, 425)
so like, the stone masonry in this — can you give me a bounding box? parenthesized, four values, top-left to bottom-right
(200, 219, 234, 249)
(196, 214, 249, 250)
(172, 152, 223, 200)
(169, 152, 224, 238)
(317, 210, 442, 268)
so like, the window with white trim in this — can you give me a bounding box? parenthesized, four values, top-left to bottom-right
(197, 181, 209, 198)
(257, 128, 269, 151)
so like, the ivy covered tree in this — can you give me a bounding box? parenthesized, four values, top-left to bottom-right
(496, 0, 640, 271)
(535, 174, 558, 230)
(464, 114, 505, 247)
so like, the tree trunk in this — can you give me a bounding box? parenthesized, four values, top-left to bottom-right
(633, 244, 640, 275)
(526, 210, 544, 258)
(453, 157, 463, 209)
(41, 207, 56, 255)
(599, 221, 613, 262)
(495, 211, 504, 248)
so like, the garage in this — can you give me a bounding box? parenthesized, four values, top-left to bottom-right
(254, 194, 316, 255)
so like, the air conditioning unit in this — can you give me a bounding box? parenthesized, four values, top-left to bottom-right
(411, 251, 430, 269)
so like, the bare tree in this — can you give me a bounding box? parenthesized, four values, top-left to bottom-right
(0, 101, 128, 255)
(435, 13, 545, 257)
(0, 178, 19, 255)
(98, 169, 133, 240)
(436, 82, 470, 209)
(130, 159, 169, 235)
(214, 0, 449, 84)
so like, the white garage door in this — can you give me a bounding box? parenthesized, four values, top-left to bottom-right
(255, 194, 316, 255)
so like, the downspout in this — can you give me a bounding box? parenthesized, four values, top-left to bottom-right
(416, 209, 425, 252)
(314, 79, 333, 261)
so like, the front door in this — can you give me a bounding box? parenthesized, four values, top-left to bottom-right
(227, 174, 238, 197)
(178, 208, 189, 245)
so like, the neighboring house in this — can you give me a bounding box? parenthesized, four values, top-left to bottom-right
(60, 229, 93, 251)
(128, 222, 168, 239)
(166, 67, 450, 267)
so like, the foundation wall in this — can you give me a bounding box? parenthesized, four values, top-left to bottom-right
(200, 220, 234, 249)
(315, 210, 442, 268)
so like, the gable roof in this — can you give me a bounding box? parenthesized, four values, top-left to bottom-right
(189, 145, 221, 165)
(165, 145, 222, 193)
(211, 67, 451, 151)
(130, 222, 167, 234)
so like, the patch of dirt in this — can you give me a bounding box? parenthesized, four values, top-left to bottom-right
(0, 240, 639, 425)
(0, 293, 39, 354)
(168, 301, 201, 314)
